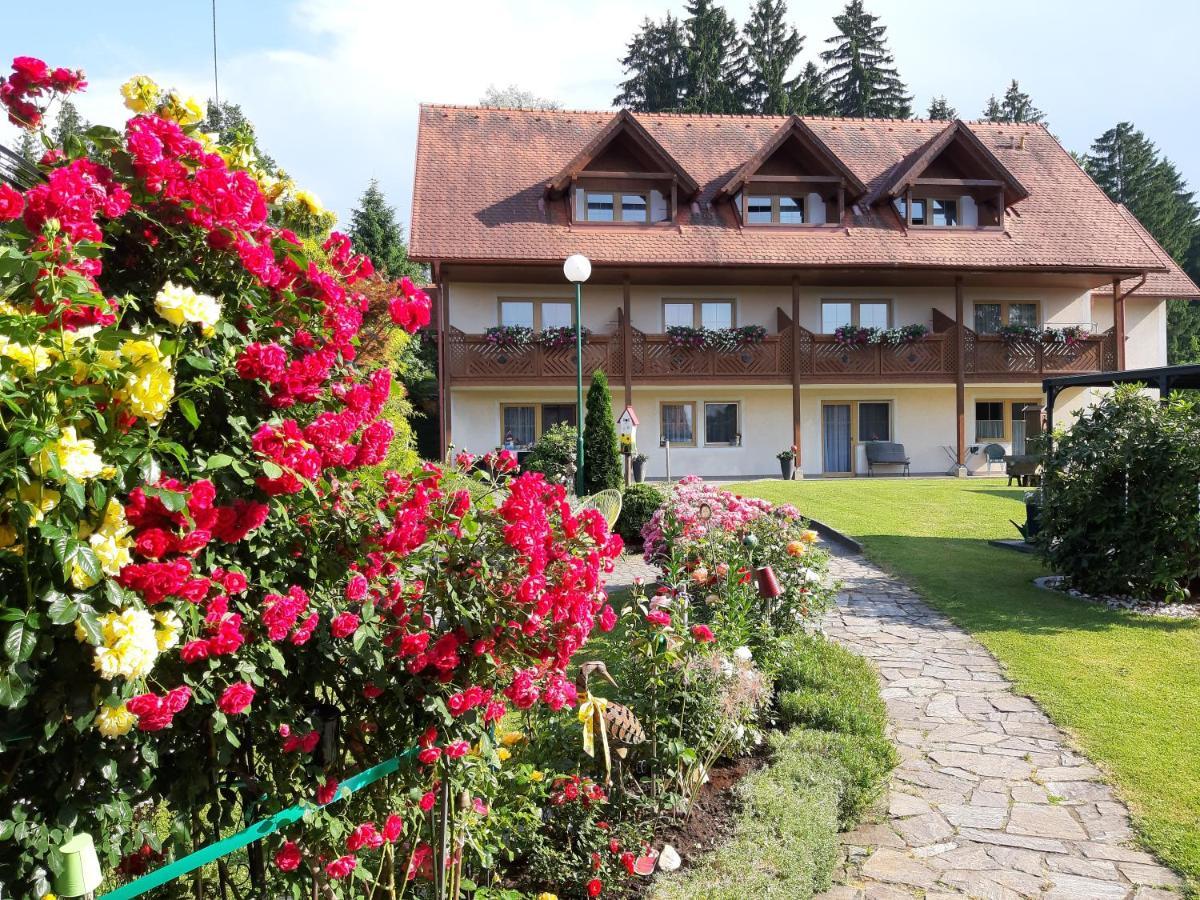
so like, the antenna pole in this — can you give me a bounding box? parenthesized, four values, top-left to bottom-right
(211, 0, 220, 108)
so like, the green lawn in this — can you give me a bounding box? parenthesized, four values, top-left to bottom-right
(729, 477, 1200, 890)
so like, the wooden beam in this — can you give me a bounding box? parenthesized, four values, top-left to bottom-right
(791, 277, 802, 472)
(1113, 276, 1126, 370)
(574, 170, 675, 181)
(438, 273, 452, 458)
(914, 177, 1003, 188)
(745, 174, 843, 184)
(622, 278, 633, 408)
(955, 276, 966, 468)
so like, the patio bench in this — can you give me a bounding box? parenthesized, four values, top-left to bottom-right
(865, 441, 911, 477)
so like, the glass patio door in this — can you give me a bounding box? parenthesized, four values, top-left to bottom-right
(822, 404, 853, 474)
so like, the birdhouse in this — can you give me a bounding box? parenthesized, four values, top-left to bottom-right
(617, 406, 639, 454)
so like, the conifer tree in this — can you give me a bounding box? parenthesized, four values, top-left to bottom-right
(613, 15, 689, 111)
(52, 100, 87, 148)
(348, 179, 422, 280)
(791, 62, 835, 116)
(982, 80, 1046, 125)
(926, 95, 956, 120)
(742, 0, 804, 115)
(683, 0, 747, 114)
(1085, 123, 1200, 362)
(582, 371, 621, 494)
(15, 130, 38, 164)
(204, 100, 277, 172)
(820, 0, 912, 118)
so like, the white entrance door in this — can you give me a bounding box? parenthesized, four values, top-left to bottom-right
(822, 404, 853, 474)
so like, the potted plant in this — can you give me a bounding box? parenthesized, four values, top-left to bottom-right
(632, 452, 648, 483)
(777, 447, 796, 480)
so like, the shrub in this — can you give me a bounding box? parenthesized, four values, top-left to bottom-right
(774, 633, 889, 737)
(582, 370, 621, 494)
(615, 482, 664, 544)
(523, 421, 577, 486)
(1041, 384, 1200, 601)
(775, 728, 898, 829)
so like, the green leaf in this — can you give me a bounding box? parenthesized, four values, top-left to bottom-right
(144, 486, 187, 512)
(261, 460, 283, 479)
(0, 670, 28, 707)
(205, 453, 234, 470)
(178, 397, 200, 430)
(76, 604, 102, 645)
(63, 478, 86, 510)
(182, 354, 214, 372)
(4, 619, 37, 662)
(44, 591, 78, 625)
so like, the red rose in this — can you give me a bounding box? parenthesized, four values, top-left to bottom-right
(274, 841, 302, 872)
(217, 682, 255, 715)
(362, 684, 383, 699)
(599, 604, 617, 632)
(417, 746, 441, 765)
(330, 612, 360, 639)
(345, 573, 368, 600)
(325, 855, 356, 880)
(646, 609, 671, 628)
(134, 528, 173, 559)
(587, 878, 603, 897)
(0, 184, 24, 221)
(444, 741, 469, 759)
(180, 640, 210, 663)
(690, 624, 715, 643)
(346, 822, 383, 852)
(382, 814, 403, 842)
(316, 779, 339, 805)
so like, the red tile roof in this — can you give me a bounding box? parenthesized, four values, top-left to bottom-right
(1090, 205, 1199, 298)
(410, 106, 1186, 281)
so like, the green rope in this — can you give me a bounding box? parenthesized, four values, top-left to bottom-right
(100, 748, 417, 899)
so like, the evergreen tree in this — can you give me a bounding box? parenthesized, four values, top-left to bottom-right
(791, 62, 834, 115)
(982, 80, 1046, 125)
(682, 0, 747, 114)
(742, 0, 803, 115)
(1085, 123, 1200, 362)
(347, 179, 422, 280)
(15, 130, 39, 164)
(613, 15, 689, 111)
(204, 100, 277, 173)
(820, 0, 912, 118)
(52, 100, 87, 148)
(926, 95, 956, 120)
(480, 85, 560, 109)
(582, 371, 621, 494)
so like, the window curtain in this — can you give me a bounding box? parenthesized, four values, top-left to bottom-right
(503, 407, 535, 448)
(662, 405, 693, 443)
(822, 405, 851, 473)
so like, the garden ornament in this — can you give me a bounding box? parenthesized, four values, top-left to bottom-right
(575, 661, 646, 786)
(755, 565, 782, 599)
(55, 832, 102, 897)
(657, 843, 682, 872)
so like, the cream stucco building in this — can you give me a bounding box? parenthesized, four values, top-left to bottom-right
(410, 108, 1198, 478)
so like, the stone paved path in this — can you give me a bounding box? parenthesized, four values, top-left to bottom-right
(819, 552, 1183, 900)
(605, 551, 659, 593)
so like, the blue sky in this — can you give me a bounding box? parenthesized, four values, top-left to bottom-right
(3, 0, 1197, 234)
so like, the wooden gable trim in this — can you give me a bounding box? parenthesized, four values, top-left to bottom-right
(877, 120, 1029, 208)
(716, 116, 868, 201)
(545, 110, 699, 200)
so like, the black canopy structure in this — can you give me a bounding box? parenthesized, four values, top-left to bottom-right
(1042, 364, 1200, 430)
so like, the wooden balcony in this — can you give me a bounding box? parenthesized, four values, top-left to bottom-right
(445, 323, 1116, 386)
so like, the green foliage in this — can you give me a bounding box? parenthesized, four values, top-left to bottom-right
(742, 0, 804, 115)
(773, 727, 897, 830)
(927, 94, 956, 120)
(820, 0, 912, 118)
(614, 483, 665, 544)
(203, 99, 277, 173)
(1041, 385, 1200, 601)
(613, 14, 690, 111)
(773, 632, 889, 737)
(981, 79, 1046, 125)
(347, 179, 423, 280)
(582, 371, 621, 494)
(682, 0, 748, 114)
(52, 99, 88, 148)
(523, 422, 577, 487)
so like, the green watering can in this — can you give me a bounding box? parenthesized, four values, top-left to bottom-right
(55, 832, 102, 897)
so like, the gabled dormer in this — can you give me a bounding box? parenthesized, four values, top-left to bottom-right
(545, 110, 699, 226)
(877, 120, 1029, 229)
(717, 116, 867, 227)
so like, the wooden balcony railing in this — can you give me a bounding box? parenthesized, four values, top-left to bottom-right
(446, 324, 1117, 385)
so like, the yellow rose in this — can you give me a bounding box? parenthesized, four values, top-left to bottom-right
(800, 529, 819, 544)
(11, 482, 61, 525)
(528, 770, 544, 783)
(32, 426, 105, 483)
(293, 188, 325, 216)
(120, 75, 160, 113)
(94, 609, 160, 680)
(158, 90, 204, 126)
(0, 522, 22, 555)
(154, 281, 221, 336)
(154, 610, 182, 652)
(95, 703, 136, 739)
(536, 893, 558, 900)
(0, 335, 52, 376)
(500, 730, 525, 747)
(116, 338, 175, 424)
(496, 748, 511, 762)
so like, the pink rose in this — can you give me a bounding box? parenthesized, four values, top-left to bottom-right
(330, 612, 360, 639)
(217, 682, 255, 715)
(690, 624, 715, 643)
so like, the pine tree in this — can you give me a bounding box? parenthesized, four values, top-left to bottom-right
(347, 180, 422, 280)
(582, 371, 621, 494)
(926, 95, 956, 120)
(742, 0, 803, 115)
(982, 80, 1046, 125)
(1085, 123, 1200, 362)
(820, 0, 912, 118)
(613, 15, 689, 111)
(791, 62, 834, 115)
(683, 0, 747, 114)
(480, 85, 560, 109)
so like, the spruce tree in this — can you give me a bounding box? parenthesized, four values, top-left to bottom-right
(820, 0, 912, 118)
(613, 15, 689, 111)
(347, 179, 422, 280)
(791, 62, 834, 115)
(683, 0, 747, 114)
(1085, 123, 1200, 362)
(15, 130, 39, 164)
(742, 0, 804, 115)
(982, 79, 1045, 125)
(926, 95, 956, 120)
(52, 100, 87, 148)
(582, 370, 621, 494)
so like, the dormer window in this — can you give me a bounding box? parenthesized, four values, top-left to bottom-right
(577, 188, 664, 223)
(896, 197, 959, 227)
(744, 194, 806, 225)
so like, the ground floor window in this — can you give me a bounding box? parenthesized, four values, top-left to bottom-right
(704, 402, 740, 446)
(858, 401, 891, 442)
(822, 400, 893, 474)
(974, 401, 1006, 441)
(500, 403, 577, 450)
(661, 402, 696, 445)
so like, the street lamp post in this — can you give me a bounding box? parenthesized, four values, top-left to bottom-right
(563, 254, 592, 497)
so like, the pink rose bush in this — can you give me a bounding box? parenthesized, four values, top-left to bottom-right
(0, 57, 621, 898)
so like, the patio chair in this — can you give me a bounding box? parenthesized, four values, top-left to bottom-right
(865, 441, 911, 477)
(983, 443, 1007, 474)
